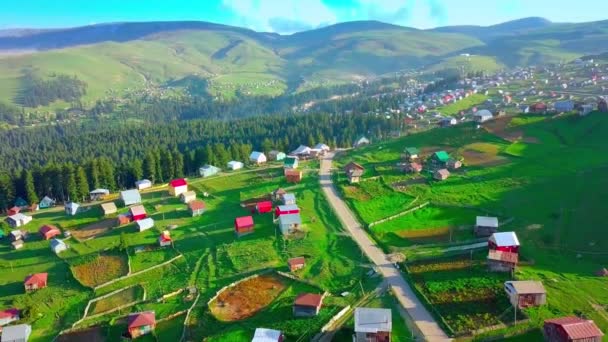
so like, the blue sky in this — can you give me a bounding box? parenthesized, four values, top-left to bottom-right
(2, 0, 607, 33)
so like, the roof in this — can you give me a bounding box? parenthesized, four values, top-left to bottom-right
(121, 189, 141, 203)
(50, 239, 67, 249)
(181, 190, 196, 198)
(354, 307, 392, 333)
(545, 317, 604, 339)
(505, 280, 546, 294)
(24, 273, 48, 285)
(434, 151, 450, 162)
(279, 213, 302, 226)
(277, 204, 299, 212)
(250, 151, 266, 160)
(284, 156, 298, 165)
(130, 205, 146, 216)
(257, 201, 272, 208)
(476, 216, 498, 228)
(40, 196, 55, 203)
(291, 145, 311, 155)
(285, 169, 302, 176)
(189, 200, 206, 210)
(405, 147, 420, 155)
(283, 193, 296, 202)
(273, 188, 287, 195)
(169, 178, 187, 187)
(235, 216, 254, 228)
(40, 224, 60, 235)
(0, 308, 19, 319)
(90, 188, 110, 195)
(345, 161, 364, 172)
(201, 164, 219, 170)
(8, 213, 31, 221)
(159, 231, 171, 242)
(475, 109, 493, 118)
(436, 169, 450, 177)
(101, 202, 117, 211)
(128, 311, 156, 329)
(288, 257, 305, 266)
(294, 293, 323, 308)
(137, 218, 154, 229)
(314, 143, 330, 151)
(252, 328, 282, 342)
(490, 231, 520, 247)
(488, 250, 519, 263)
(0, 324, 31, 341)
(65, 202, 79, 209)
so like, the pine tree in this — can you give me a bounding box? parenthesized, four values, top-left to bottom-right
(160, 149, 175, 181)
(0, 172, 15, 210)
(23, 170, 38, 205)
(88, 159, 101, 189)
(154, 150, 163, 183)
(204, 145, 215, 166)
(131, 159, 143, 182)
(76, 166, 89, 201)
(64, 165, 78, 201)
(173, 150, 185, 178)
(143, 152, 156, 183)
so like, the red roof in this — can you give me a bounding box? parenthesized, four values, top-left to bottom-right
(160, 232, 171, 242)
(128, 311, 156, 329)
(235, 216, 254, 229)
(288, 257, 305, 267)
(189, 200, 206, 210)
(39, 225, 61, 239)
(169, 178, 187, 188)
(0, 308, 19, 319)
(8, 206, 20, 213)
(24, 273, 48, 286)
(294, 293, 323, 308)
(257, 201, 272, 212)
(545, 317, 604, 339)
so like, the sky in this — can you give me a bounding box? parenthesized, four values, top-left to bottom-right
(1, 0, 607, 34)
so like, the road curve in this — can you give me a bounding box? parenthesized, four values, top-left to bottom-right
(319, 151, 451, 342)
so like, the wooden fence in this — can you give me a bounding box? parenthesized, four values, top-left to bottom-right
(368, 202, 429, 228)
(94, 254, 183, 290)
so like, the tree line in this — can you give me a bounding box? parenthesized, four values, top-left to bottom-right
(16, 72, 87, 108)
(0, 111, 398, 210)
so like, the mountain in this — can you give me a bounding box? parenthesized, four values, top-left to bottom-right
(1, 18, 608, 112)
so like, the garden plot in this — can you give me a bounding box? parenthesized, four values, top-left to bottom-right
(71, 218, 117, 241)
(70, 253, 129, 288)
(89, 285, 144, 315)
(57, 326, 105, 342)
(406, 253, 512, 335)
(459, 142, 509, 167)
(209, 274, 287, 321)
(216, 239, 281, 273)
(129, 246, 181, 273)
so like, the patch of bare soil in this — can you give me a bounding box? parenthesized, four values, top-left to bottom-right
(71, 218, 116, 241)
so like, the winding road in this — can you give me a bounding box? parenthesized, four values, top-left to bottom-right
(319, 151, 451, 341)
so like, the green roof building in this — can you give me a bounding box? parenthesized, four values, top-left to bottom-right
(284, 157, 299, 169)
(433, 151, 450, 163)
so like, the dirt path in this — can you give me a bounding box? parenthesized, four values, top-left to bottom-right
(319, 151, 451, 341)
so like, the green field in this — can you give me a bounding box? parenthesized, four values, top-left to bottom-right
(436, 93, 488, 116)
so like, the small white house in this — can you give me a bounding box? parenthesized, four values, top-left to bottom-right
(64, 202, 79, 216)
(50, 239, 68, 254)
(278, 213, 302, 236)
(135, 179, 152, 190)
(6, 213, 33, 228)
(249, 151, 267, 164)
(89, 188, 110, 201)
(121, 189, 142, 206)
(474, 110, 493, 123)
(199, 165, 220, 178)
(137, 218, 155, 232)
(252, 328, 283, 342)
(227, 161, 244, 170)
(282, 193, 296, 206)
(353, 137, 370, 148)
(180, 191, 197, 203)
(0, 324, 32, 342)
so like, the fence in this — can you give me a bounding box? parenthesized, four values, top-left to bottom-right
(276, 271, 325, 290)
(368, 202, 429, 228)
(206, 269, 273, 306)
(94, 254, 183, 290)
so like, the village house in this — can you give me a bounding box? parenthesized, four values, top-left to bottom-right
(275, 204, 300, 217)
(6, 213, 32, 228)
(269, 150, 286, 161)
(344, 162, 365, 184)
(130, 205, 147, 221)
(180, 190, 197, 204)
(199, 165, 220, 178)
(24, 273, 48, 291)
(168, 178, 188, 197)
(288, 257, 306, 272)
(544, 317, 604, 342)
(256, 201, 273, 214)
(285, 169, 303, 183)
(135, 179, 152, 190)
(39, 225, 61, 240)
(127, 311, 156, 339)
(281, 193, 296, 206)
(117, 214, 132, 225)
(64, 202, 79, 216)
(291, 145, 312, 158)
(7, 206, 20, 216)
(14, 197, 28, 208)
(39, 196, 55, 209)
(474, 110, 493, 123)
(403, 147, 420, 161)
(580, 104, 594, 116)
(284, 156, 299, 169)
(101, 202, 117, 215)
(489, 231, 520, 253)
(235, 216, 254, 236)
(1, 324, 32, 342)
(89, 188, 110, 201)
(474, 216, 499, 237)
(504, 280, 546, 308)
(10, 230, 26, 241)
(278, 213, 302, 236)
(554, 100, 575, 113)
(353, 136, 370, 148)
(439, 117, 458, 127)
(136, 218, 154, 232)
(354, 307, 392, 342)
(121, 189, 142, 206)
(250, 151, 267, 165)
(158, 231, 172, 247)
(313, 143, 330, 155)
(431, 151, 450, 167)
(227, 160, 244, 170)
(0, 308, 20, 326)
(446, 159, 462, 170)
(403, 162, 423, 173)
(50, 239, 68, 254)
(272, 188, 287, 202)
(434, 169, 450, 181)
(188, 200, 206, 217)
(12, 240, 24, 250)
(293, 293, 324, 317)
(252, 328, 283, 342)
(488, 231, 520, 272)
(25, 203, 37, 212)
(530, 102, 548, 113)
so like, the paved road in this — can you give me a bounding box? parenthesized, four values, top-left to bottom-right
(319, 152, 451, 342)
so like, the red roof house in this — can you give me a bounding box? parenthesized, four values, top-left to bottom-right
(117, 214, 132, 225)
(235, 216, 254, 236)
(39, 225, 61, 240)
(288, 257, 306, 272)
(0, 308, 20, 326)
(24, 273, 48, 291)
(129, 205, 147, 221)
(188, 200, 206, 217)
(158, 231, 172, 247)
(489, 232, 520, 253)
(530, 102, 548, 113)
(275, 205, 300, 217)
(256, 201, 273, 214)
(293, 293, 324, 317)
(127, 311, 156, 339)
(285, 169, 303, 183)
(7, 206, 20, 216)
(168, 178, 188, 196)
(544, 317, 604, 342)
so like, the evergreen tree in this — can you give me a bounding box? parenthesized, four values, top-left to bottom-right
(23, 170, 38, 205)
(88, 159, 101, 189)
(98, 158, 117, 190)
(64, 165, 78, 201)
(76, 166, 89, 201)
(0, 172, 15, 210)
(173, 150, 184, 178)
(160, 149, 175, 181)
(131, 159, 143, 183)
(143, 152, 156, 183)
(154, 150, 163, 183)
(261, 138, 273, 154)
(204, 145, 215, 166)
